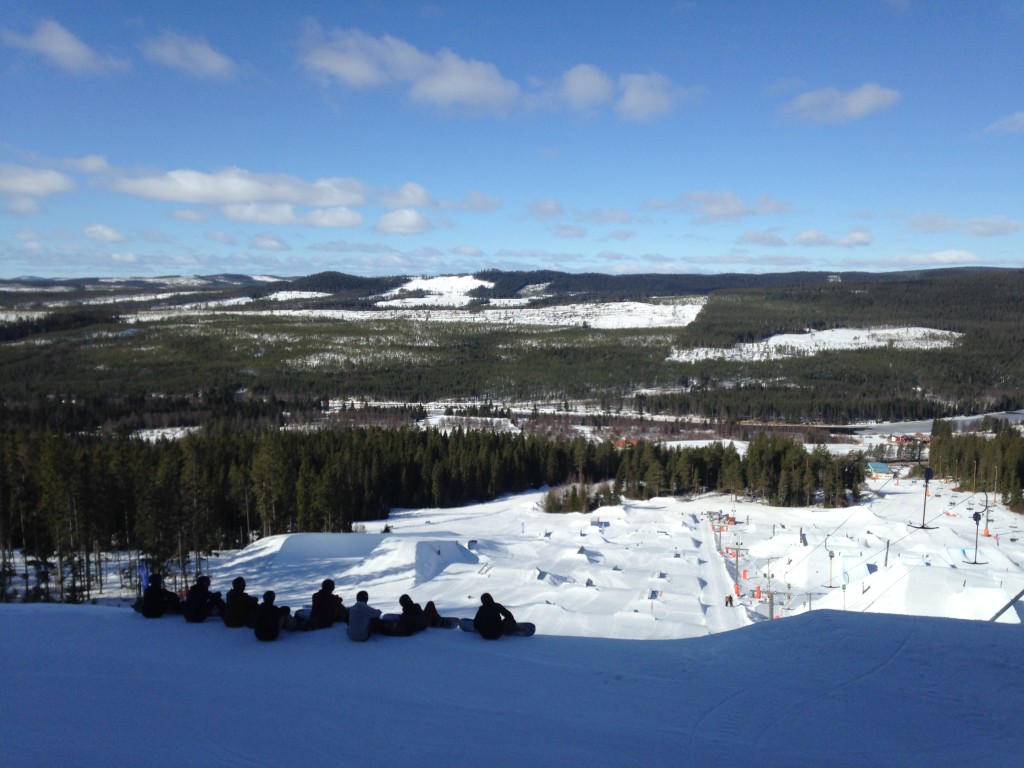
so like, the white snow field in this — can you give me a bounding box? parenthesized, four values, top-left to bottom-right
(669, 326, 962, 363)
(2, 472, 1023, 766)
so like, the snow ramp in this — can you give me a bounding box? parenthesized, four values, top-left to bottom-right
(341, 536, 478, 589)
(217, 532, 385, 571)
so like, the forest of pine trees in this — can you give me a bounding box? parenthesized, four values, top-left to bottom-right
(0, 425, 876, 602)
(926, 418, 1024, 512)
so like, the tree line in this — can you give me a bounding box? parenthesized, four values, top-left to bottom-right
(0, 425, 874, 602)
(927, 417, 1024, 512)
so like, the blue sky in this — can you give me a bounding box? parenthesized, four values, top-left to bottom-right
(1, 1, 1022, 279)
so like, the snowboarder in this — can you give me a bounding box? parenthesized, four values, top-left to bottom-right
(346, 590, 382, 642)
(182, 575, 224, 623)
(140, 573, 180, 618)
(310, 579, 347, 629)
(222, 576, 259, 628)
(473, 593, 515, 640)
(253, 590, 292, 641)
(385, 594, 428, 636)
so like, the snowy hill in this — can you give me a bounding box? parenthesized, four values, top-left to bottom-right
(2, 476, 1024, 765)
(1, 606, 1020, 767)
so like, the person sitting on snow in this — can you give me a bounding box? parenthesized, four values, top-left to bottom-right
(140, 573, 180, 618)
(346, 590, 382, 642)
(222, 576, 259, 628)
(182, 575, 224, 623)
(393, 594, 428, 636)
(254, 590, 293, 641)
(310, 579, 347, 629)
(473, 593, 515, 640)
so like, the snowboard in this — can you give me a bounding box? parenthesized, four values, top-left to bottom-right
(381, 613, 460, 629)
(459, 617, 536, 637)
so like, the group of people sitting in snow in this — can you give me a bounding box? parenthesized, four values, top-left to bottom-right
(139, 573, 516, 641)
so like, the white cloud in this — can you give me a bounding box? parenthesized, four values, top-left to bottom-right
(223, 203, 296, 225)
(560, 64, 615, 112)
(205, 231, 237, 246)
(0, 164, 75, 197)
(84, 224, 127, 243)
(984, 111, 1024, 134)
(302, 207, 362, 228)
(309, 240, 399, 255)
(140, 32, 236, 79)
(793, 229, 833, 247)
(909, 213, 956, 233)
(66, 154, 110, 173)
(300, 27, 417, 87)
(0, 19, 128, 74)
(603, 229, 636, 241)
(910, 213, 1020, 237)
(375, 208, 431, 234)
(457, 190, 502, 212)
(409, 50, 520, 113)
(580, 208, 633, 224)
(6, 196, 41, 215)
(739, 229, 786, 247)
(301, 26, 519, 115)
(111, 252, 137, 264)
(111, 167, 366, 207)
(782, 82, 901, 124)
(699, 195, 746, 220)
(380, 181, 434, 210)
(170, 208, 207, 221)
(251, 233, 290, 251)
(528, 198, 564, 221)
(837, 227, 874, 247)
(302, 26, 688, 121)
(552, 224, 586, 238)
(794, 227, 873, 247)
(966, 216, 1021, 236)
(616, 72, 689, 122)
(683, 191, 787, 223)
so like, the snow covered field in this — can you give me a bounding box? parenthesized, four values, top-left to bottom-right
(670, 326, 962, 363)
(3, 472, 1023, 766)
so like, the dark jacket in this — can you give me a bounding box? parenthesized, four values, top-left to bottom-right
(397, 601, 428, 636)
(254, 601, 287, 641)
(140, 583, 179, 618)
(222, 587, 258, 628)
(311, 589, 344, 629)
(474, 600, 515, 640)
(182, 582, 221, 623)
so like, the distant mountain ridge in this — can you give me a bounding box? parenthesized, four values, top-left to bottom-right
(1, 266, 1003, 304)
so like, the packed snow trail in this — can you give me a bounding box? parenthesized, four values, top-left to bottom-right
(697, 512, 751, 633)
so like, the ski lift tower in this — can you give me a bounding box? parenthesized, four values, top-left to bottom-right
(909, 467, 937, 530)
